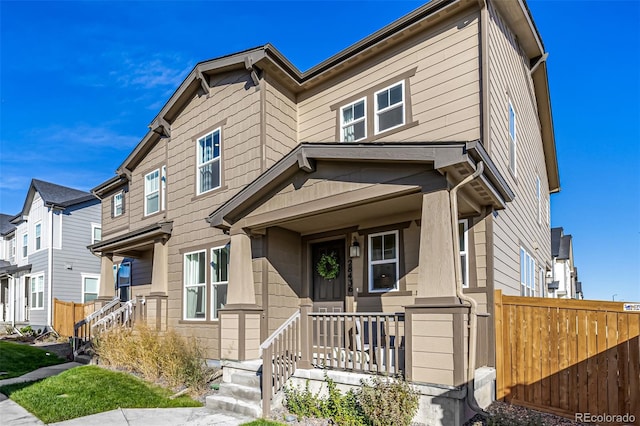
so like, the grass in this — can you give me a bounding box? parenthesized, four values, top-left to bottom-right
(0, 365, 202, 423)
(0, 340, 66, 379)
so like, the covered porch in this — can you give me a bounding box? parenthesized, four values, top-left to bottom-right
(207, 142, 513, 415)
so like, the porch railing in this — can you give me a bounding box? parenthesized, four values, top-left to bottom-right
(260, 310, 301, 417)
(73, 296, 121, 353)
(91, 297, 142, 335)
(309, 312, 406, 376)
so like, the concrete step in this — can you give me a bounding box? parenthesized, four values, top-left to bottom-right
(217, 382, 262, 403)
(206, 394, 262, 418)
(226, 369, 261, 388)
(74, 354, 92, 365)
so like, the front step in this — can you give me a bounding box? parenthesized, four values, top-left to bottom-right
(206, 360, 263, 419)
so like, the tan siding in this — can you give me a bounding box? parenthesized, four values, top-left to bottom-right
(487, 4, 552, 296)
(298, 10, 480, 143)
(265, 74, 298, 169)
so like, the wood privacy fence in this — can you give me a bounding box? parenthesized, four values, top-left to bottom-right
(53, 298, 93, 337)
(495, 291, 639, 421)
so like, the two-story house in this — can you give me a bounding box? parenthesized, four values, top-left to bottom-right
(548, 227, 583, 299)
(0, 179, 102, 331)
(90, 0, 559, 422)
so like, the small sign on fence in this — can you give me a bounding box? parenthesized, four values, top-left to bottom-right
(623, 303, 640, 312)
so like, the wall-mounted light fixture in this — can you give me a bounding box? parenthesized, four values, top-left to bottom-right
(349, 237, 360, 258)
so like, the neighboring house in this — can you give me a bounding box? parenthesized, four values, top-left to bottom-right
(549, 227, 583, 299)
(90, 0, 559, 422)
(0, 179, 101, 331)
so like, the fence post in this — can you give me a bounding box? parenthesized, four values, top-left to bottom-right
(262, 344, 273, 418)
(298, 302, 313, 369)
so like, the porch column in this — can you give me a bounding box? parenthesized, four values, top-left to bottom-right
(150, 238, 168, 295)
(98, 255, 115, 299)
(219, 226, 262, 361)
(417, 190, 457, 301)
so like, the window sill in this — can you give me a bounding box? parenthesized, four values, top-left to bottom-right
(178, 319, 220, 325)
(141, 210, 164, 221)
(357, 290, 413, 297)
(191, 185, 228, 202)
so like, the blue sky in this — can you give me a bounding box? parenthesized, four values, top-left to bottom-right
(1, 1, 638, 302)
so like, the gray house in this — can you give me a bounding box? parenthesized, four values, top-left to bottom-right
(0, 179, 101, 331)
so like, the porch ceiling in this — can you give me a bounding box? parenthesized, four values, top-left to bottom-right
(88, 221, 172, 258)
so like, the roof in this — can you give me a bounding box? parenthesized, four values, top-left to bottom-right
(0, 214, 16, 236)
(12, 179, 97, 223)
(551, 227, 572, 260)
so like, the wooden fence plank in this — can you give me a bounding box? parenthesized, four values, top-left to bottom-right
(567, 308, 578, 413)
(596, 311, 608, 415)
(605, 312, 619, 416)
(616, 314, 629, 416)
(628, 314, 639, 420)
(515, 304, 525, 402)
(524, 305, 534, 404)
(586, 310, 599, 416)
(576, 310, 589, 414)
(558, 308, 569, 412)
(494, 290, 505, 400)
(540, 305, 551, 408)
(532, 305, 542, 406)
(549, 306, 559, 410)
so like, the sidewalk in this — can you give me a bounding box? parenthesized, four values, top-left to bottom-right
(0, 363, 256, 426)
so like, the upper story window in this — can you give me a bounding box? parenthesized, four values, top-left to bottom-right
(459, 220, 469, 288)
(92, 225, 102, 244)
(22, 233, 28, 258)
(145, 169, 160, 216)
(184, 250, 206, 320)
(375, 81, 405, 134)
(9, 236, 15, 258)
(368, 230, 399, 292)
(520, 247, 535, 297)
(35, 223, 41, 251)
(211, 245, 229, 320)
(197, 128, 221, 194)
(508, 100, 517, 175)
(112, 192, 124, 217)
(340, 98, 366, 142)
(536, 175, 541, 225)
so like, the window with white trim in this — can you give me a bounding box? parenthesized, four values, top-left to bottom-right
(184, 251, 206, 320)
(83, 276, 99, 303)
(10, 236, 15, 258)
(161, 165, 167, 211)
(459, 220, 469, 288)
(536, 175, 541, 225)
(509, 101, 517, 174)
(197, 129, 221, 194)
(92, 225, 102, 244)
(520, 247, 535, 297)
(340, 98, 366, 142)
(22, 234, 28, 258)
(369, 231, 399, 292)
(145, 169, 160, 216)
(30, 274, 44, 309)
(211, 245, 229, 320)
(375, 82, 405, 134)
(35, 223, 41, 250)
(113, 192, 124, 217)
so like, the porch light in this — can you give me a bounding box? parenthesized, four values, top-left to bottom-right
(349, 237, 360, 258)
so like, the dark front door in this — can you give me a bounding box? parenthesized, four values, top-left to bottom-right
(311, 239, 345, 313)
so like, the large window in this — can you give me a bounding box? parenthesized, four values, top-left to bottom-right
(368, 231, 399, 292)
(83, 276, 99, 303)
(35, 224, 41, 250)
(520, 247, 535, 297)
(375, 82, 404, 134)
(22, 234, 28, 258)
(30, 274, 44, 309)
(113, 192, 124, 217)
(340, 98, 366, 142)
(509, 101, 517, 175)
(184, 251, 206, 320)
(459, 220, 469, 288)
(145, 169, 160, 216)
(197, 129, 221, 194)
(211, 245, 229, 320)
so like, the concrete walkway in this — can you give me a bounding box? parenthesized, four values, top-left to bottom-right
(0, 363, 256, 426)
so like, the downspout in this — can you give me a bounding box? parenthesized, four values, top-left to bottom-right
(450, 161, 487, 415)
(47, 207, 53, 328)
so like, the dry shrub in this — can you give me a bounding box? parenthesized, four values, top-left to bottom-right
(94, 324, 213, 391)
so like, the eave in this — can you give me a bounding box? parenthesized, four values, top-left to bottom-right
(88, 222, 173, 258)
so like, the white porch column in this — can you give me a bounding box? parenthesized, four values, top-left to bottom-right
(150, 239, 168, 295)
(226, 227, 256, 306)
(416, 190, 457, 300)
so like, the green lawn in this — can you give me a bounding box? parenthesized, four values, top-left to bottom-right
(0, 365, 202, 423)
(0, 341, 66, 379)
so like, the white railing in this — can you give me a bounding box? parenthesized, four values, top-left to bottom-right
(73, 296, 121, 353)
(91, 298, 143, 334)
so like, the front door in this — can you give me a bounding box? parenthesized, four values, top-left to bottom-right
(311, 239, 345, 313)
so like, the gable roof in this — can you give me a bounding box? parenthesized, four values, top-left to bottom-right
(12, 179, 97, 222)
(0, 214, 16, 236)
(551, 227, 572, 260)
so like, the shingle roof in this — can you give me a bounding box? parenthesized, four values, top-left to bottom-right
(551, 227, 563, 257)
(31, 179, 96, 208)
(0, 214, 16, 236)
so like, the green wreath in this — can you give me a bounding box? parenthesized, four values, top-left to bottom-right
(316, 252, 340, 280)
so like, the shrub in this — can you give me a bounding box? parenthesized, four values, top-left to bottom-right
(358, 376, 419, 426)
(19, 325, 36, 337)
(94, 323, 214, 392)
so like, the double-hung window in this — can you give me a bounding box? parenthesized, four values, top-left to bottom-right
(184, 251, 206, 320)
(92, 225, 102, 244)
(369, 231, 399, 292)
(30, 274, 44, 309)
(509, 101, 517, 175)
(22, 234, 28, 258)
(375, 82, 404, 133)
(83, 276, 99, 303)
(459, 220, 469, 288)
(211, 245, 229, 320)
(35, 224, 41, 250)
(520, 247, 535, 296)
(113, 192, 124, 217)
(145, 169, 160, 216)
(197, 129, 221, 194)
(340, 98, 366, 142)
(536, 176, 542, 225)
